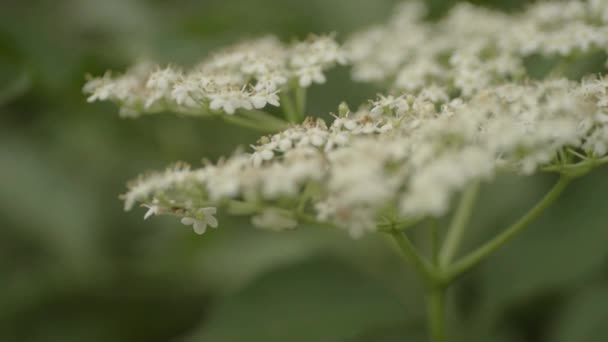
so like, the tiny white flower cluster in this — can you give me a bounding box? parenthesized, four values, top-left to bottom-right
(121, 77, 608, 237)
(83, 35, 347, 117)
(181, 207, 218, 235)
(92, 0, 608, 238)
(517, 0, 608, 56)
(251, 208, 298, 231)
(346, 0, 608, 96)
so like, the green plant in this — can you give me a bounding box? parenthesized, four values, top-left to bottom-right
(85, 1, 608, 341)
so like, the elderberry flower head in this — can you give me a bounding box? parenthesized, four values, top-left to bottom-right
(83, 35, 347, 118)
(120, 77, 608, 237)
(89, 0, 608, 239)
(346, 0, 608, 96)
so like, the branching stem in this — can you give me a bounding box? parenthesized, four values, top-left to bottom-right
(389, 230, 437, 286)
(439, 182, 480, 267)
(445, 176, 571, 282)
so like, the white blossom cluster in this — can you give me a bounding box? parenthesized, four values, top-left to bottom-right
(83, 35, 347, 117)
(89, 0, 608, 238)
(121, 77, 608, 236)
(346, 0, 608, 96)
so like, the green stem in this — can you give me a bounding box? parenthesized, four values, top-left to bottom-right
(280, 92, 299, 123)
(439, 182, 480, 267)
(446, 176, 571, 281)
(295, 86, 307, 118)
(239, 109, 289, 129)
(430, 219, 440, 265)
(296, 183, 314, 214)
(389, 230, 437, 285)
(219, 114, 279, 132)
(427, 287, 447, 342)
(377, 217, 423, 232)
(389, 223, 447, 342)
(541, 155, 608, 176)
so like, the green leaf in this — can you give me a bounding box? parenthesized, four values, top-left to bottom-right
(185, 257, 416, 342)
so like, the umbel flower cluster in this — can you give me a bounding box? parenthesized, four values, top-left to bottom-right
(86, 0, 608, 238)
(120, 78, 608, 237)
(347, 0, 608, 95)
(84, 35, 346, 124)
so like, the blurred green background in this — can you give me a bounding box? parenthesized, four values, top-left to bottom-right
(2, 0, 608, 341)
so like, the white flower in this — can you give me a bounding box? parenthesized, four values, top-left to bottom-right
(171, 76, 201, 107)
(250, 88, 280, 108)
(251, 208, 297, 231)
(206, 158, 245, 200)
(278, 138, 292, 151)
(121, 163, 192, 211)
(145, 67, 180, 108)
(142, 203, 161, 220)
(208, 88, 252, 114)
(296, 65, 326, 87)
(84, 73, 114, 102)
(370, 95, 410, 117)
(146, 67, 179, 91)
(180, 207, 218, 234)
(251, 141, 277, 166)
